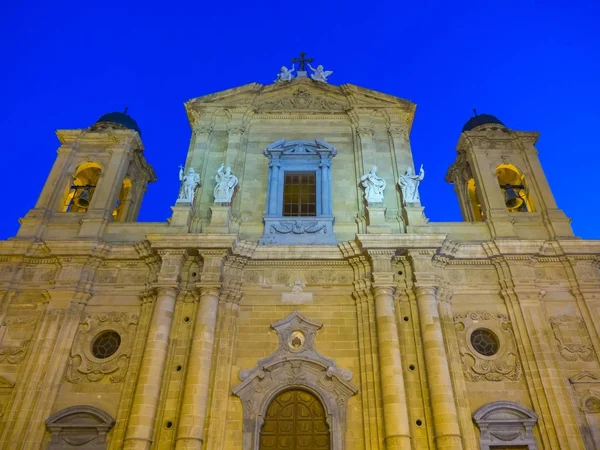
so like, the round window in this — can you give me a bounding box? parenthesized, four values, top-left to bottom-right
(91, 331, 121, 359)
(470, 328, 499, 356)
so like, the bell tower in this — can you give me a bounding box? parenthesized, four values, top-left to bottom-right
(17, 111, 156, 240)
(446, 113, 573, 239)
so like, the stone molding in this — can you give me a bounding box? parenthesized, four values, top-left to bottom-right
(473, 401, 538, 450)
(233, 312, 357, 450)
(46, 405, 115, 449)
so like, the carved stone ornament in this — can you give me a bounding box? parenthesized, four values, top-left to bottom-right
(0, 315, 39, 364)
(454, 311, 522, 382)
(256, 86, 348, 111)
(549, 315, 596, 362)
(233, 312, 358, 450)
(46, 405, 115, 450)
(473, 401, 539, 450)
(66, 312, 138, 384)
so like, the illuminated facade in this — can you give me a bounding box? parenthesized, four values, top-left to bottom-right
(0, 73, 599, 450)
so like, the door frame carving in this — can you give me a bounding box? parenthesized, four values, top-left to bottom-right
(233, 312, 358, 450)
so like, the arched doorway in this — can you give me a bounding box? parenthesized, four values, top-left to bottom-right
(260, 389, 330, 450)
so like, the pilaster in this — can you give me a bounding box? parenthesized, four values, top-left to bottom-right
(494, 257, 586, 449)
(409, 250, 463, 450)
(175, 250, 226, 450)
(368, 250, 411, 450)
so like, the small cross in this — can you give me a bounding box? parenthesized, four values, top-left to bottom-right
(292, 52, 313, 71)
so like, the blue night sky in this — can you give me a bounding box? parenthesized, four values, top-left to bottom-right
(1, 1, 598, 240)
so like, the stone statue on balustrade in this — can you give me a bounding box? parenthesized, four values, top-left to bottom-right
(177, 166, 201, 203)
(275, 65, 295, 82)
(398, 164, 425, 205)
(360, 165, 386, 204)
(307, 63, 333, 83)
(213, 163, 238, 204)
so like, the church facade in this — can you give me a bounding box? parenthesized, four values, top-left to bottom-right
(0, 63, 599, 450)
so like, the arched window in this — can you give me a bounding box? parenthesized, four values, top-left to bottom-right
(61, 162, 102, 213)
(467, 178, 484, 221)
(495, 164, 534, 213)
(112, 177, 132, 221)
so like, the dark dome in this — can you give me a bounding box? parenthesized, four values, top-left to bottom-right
(93, 112, 141, 135)
(462, 114, 505, 132)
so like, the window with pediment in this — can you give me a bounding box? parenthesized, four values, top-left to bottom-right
(260, 139, 337, 245)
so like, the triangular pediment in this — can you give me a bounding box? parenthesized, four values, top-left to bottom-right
(0, 375, 15, 388)
(570, 371, 600, 384)
(185, 78, 415, 112)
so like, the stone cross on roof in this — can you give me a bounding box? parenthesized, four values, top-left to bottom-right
(291, 52, 313, 71)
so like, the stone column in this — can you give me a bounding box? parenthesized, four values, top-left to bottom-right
(124, 250, 187, 450)
(369, 250, 411, 449)
(415, 286, 463, 449)
(176, 251, 225, 449)
(123, 286, 179, 450)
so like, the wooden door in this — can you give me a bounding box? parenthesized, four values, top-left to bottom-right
(260, 390, 330, 449)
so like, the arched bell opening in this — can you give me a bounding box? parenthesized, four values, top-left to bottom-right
(495, 164, 535, 213)
(112, 177, 132, 221)
(61, 162, 102, 213)
(467, 178, 484, 221)
(260, 388, 330, 450)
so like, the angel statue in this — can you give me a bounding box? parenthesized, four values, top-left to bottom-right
(307, 63, 333, 83)
(213, 163, 239, 203)
(360, 165, 386, 204)
(398, 164, 425, 205)
(178, 165, 201, 203)
(275, 65, 295, 82)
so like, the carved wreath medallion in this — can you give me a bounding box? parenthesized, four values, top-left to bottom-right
(66, 312, 138, 384)
(454, 311, 522, 382)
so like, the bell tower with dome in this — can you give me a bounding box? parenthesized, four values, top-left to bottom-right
(17, 110, 156, 240)
(446, 112, 574, 239)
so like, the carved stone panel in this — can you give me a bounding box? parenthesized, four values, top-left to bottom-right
(66, 312, 138, 384)
(0, 315, 39, 365)
(549, 315, 596, 362)
(233, 312, 357, 450)
(454, 311, 522, 382)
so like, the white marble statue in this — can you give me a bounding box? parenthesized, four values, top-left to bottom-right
(213, 163, 238, 203)
(275, 65, 295, 82)
(360, 165, 387, 204)
(398, 164, 425, 205)
(307, 63, 333, 83)
(178, 166, 201, 203)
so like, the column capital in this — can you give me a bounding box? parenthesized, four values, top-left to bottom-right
(196, 284, 221, 299)
(154, 285, 180, 298)
(414, 285, 437, 297)
(373, 285, 396, 297)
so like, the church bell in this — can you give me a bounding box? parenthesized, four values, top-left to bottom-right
(502, 185, 524, 209)
(73, 185, 91, 208)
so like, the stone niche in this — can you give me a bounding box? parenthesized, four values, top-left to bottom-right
(233, 312, 357, 450)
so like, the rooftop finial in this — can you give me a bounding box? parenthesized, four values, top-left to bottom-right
(473, 108, 478, 117)
(124, 106, 129, 115)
